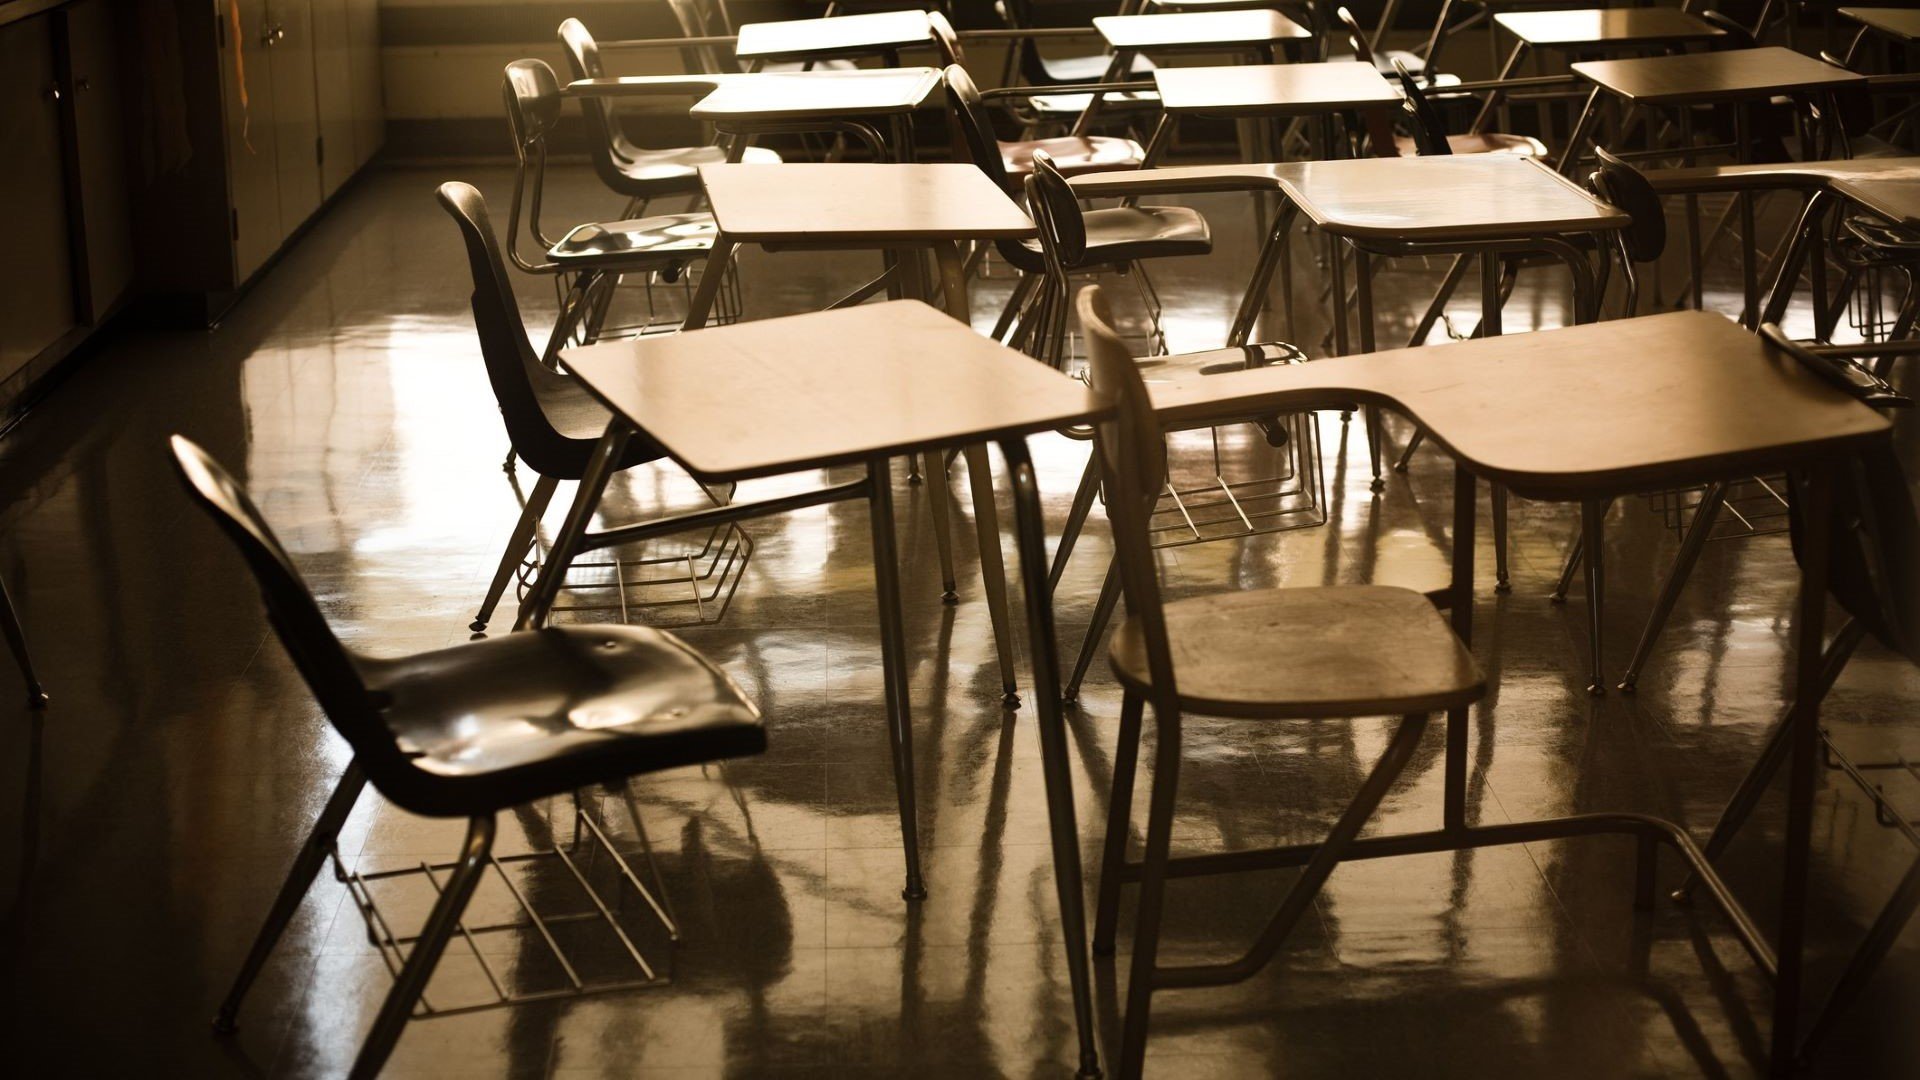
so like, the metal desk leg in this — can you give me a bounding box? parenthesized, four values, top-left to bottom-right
(1480, 253, 1511, 594)
(1444, 462, 1476, 833)
(867, 454, 927, 901)
(1771, 458, 1834, 1072)
(515, 422, 632, 631)
(1001, 436, 1102, 1080)
(1472, 41, 1529, 134)
(1227, 203, 1299, 347)
(1581, 498, 1609, 696)
(1735, 104, 1760, 328)
(1354, 249, 1384, 494)
(683, 235, 739, 332)
(1559, 87, 1604, 176)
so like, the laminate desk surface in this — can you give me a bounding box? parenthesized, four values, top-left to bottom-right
(559, 300, 1105, 482)
(1495, 7, 1727, 47)
(1147, 310, 1889, 500)
(1835, 176, 1920, 227)
(1094, 11, 1311, 51)
(734, 10, 934, 62)
(1572, 46, 1864, 105)
(688, 68, 943, 120)
(564, 74, 744, 99)
(699, 163, 1035, 243)
(1274, 155, 1628, 242)
(1841, 7, 1920, 43)
(1153, 61, 1399, 117)
(1643, 156, 1920, 193)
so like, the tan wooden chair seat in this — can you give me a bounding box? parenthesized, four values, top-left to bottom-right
(1108, 584, 1485, 720)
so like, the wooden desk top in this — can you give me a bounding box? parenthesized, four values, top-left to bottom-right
(560, 301, 1107, 483)
(735, 11, 934, 62)
(1834, 176, 1920, 227)
(1495, 8, 1727, 48)
(1154, 62, 1400, 117)
(699, 163, 1035, 242)
(1148, 310, 1889, 500)
(1573, 46, 1864, 105)
(1273, 156, 1628, 242)
(1095, 11, 1311, 51)
(1841, 7, 1920, 43)
(689, 68, 942, 120)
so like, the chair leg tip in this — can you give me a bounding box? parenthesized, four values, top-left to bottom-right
(1548, 594, 1567, 605)
(468, 620, 488, 634)
(1001, 692, 1021, 709)
(1076, 1062, 1104, 1080)
(211, 1015, 238, 1036)
(1587, 682, 1606, 698)
(1369, 478, 1386, 494)
(941, 591, 959, 605)
(26, 687, 47, 708)
(901, 882, 928, 901)
(1493, 582, 1512, 595)
(1616, 679, 1637, 693)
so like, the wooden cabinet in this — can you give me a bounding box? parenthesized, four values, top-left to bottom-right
(66, 0, 135, 321)
(217, 0, 382, 282)
(0, 15, 77, 383)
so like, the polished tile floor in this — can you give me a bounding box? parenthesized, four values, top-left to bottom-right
(2, 163, 1918, 1077)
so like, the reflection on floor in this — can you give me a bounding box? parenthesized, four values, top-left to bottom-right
(2, 164, 1917, 1077)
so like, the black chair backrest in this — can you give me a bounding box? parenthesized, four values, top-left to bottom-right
(929, 11, 966, 68)
(1590, 146, 1667, 264)
(435, 181, 599, 479)
(167, 436, 405, 773)
(503, 59, 564, 261)
(1027, 149, 1089, 269)
(945, 64, 1014, 193)
(1392, 58, 1451, 156)
(557, 21, 646, 194)
(1335, 6, 1373, 67)
(1077, 284, 1179, 703)
(1765, 325, 1920, 665)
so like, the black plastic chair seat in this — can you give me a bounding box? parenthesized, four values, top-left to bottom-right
(1028, 90, 1161, 117)
(1109, 585, 1485, 720)
(1396, 131, 1546, 158)
(1020, 204, 1212, 265)
(360, 625, 764, 816)
(1001, 135, 1146, 178)
(550, 212, 719, 269)
(602, 145, 782, 199)
(1038, 51, 1155, 84)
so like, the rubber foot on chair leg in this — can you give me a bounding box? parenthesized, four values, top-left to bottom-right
(902, 880, 928, 901)
(1548, 593, 1567, 605)
(469, 619, 489, 633)
(941, 590, 958, 605)
(1001, 691, 1021, 709)
(1587, 682, 1607, 698)
(1076, 1061, 1104, 1080)
(1494, 581, 1512, 595)
(1370, 478, 1385, 495)
(1668, 887, 1695, 907)
(26, 686, 46, 709)
(211, 1014, 238, 1036)
(1616, 678, 1638, 694)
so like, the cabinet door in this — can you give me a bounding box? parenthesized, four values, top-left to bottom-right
(66, 0, 134, 320)
(0, 16, 77, 379)
(265, 0, 320, 234)
(347, 0, 382, 169)
(311, 0, 353, 197)
(223, 0, 283, 280)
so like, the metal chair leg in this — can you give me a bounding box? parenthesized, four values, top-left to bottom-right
(348, 814, 496, 1080)
(1492, 484, 1511, 593)
(0, 573, 47, 707)
(1619, 483, 1726, 692)
(991, 272, 1040, 344)
(1063, 559, 1123, 704)
(1550, 529, 1583, 604)
(1049, 453, 1102, 591)
(1364, 407, 1385, 494)
(1581, 498, 1610, 696)
(214, 763, 369, 1033)
(471, 475, 559, 633)
(1117, 703, 1182, 1079)
(921, 451, 959, 602)
(963, 444, 1020, 706)
(1093, 691, 1145, 956)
